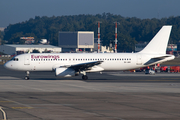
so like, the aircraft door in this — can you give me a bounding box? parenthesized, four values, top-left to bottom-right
(136, 55, 142, 65)
(24, 54, 30, 65)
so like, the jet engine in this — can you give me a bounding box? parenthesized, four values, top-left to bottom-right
(55, 67, 75, 77)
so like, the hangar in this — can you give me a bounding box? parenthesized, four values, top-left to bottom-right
(0, 44, 61, 55)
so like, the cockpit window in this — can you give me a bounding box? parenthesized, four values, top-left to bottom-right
(11, 57, 19, 61)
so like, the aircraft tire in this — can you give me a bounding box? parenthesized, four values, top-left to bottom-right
(25, 76, 29, 80)
(82, 75, 88, 80)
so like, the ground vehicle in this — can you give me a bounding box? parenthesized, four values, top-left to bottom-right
(160, 66, 168, 72)
(139, 66, 150, 72)
(170, 66, 180, 73)
(145, 69, 155, 75)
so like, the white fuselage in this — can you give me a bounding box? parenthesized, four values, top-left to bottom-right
(4, 53, 174, 72)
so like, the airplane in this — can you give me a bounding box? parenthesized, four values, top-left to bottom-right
(4, 25, 175, 80)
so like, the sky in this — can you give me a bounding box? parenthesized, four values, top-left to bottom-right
(0, 0, 180, 27)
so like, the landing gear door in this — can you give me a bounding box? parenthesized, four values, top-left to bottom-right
(24, 54, 30, 65)
(136, 55, 142, 65)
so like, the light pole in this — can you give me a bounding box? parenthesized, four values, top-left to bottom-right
(97, 21, 102, 53)
(114, 22, 120, 53)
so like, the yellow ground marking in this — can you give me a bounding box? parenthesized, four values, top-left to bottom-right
(11, 107, 33, 109)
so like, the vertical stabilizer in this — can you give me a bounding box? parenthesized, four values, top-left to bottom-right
(139, 26, 172, 54)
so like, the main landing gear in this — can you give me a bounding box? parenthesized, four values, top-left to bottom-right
(81, 71, 88, 80)
(24, 71, 30, 80)
(82, 75, 88, 80)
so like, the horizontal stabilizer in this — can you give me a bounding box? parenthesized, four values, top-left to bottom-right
(144, 55, 174, 65)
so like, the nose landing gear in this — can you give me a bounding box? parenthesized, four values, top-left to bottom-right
(25, 71, 30, 80)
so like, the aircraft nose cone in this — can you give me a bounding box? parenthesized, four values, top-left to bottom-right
(4, 62, 8, 69)
(4, 62, 10, 69)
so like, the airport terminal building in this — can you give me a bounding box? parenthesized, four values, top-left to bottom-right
(0, 44, 62, 55)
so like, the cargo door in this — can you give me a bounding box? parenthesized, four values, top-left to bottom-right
(136, 54, 142, 65)
(24, 54, 30, 65)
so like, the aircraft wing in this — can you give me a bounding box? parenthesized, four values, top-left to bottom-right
(61, 61, 103, 72)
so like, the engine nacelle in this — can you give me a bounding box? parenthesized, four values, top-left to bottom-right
(55, 68, 75, 77)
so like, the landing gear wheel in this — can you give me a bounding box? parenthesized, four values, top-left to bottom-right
(25, 71, 30, 80)
(24, 76, 29, 80)
(82, 75, 88, 80)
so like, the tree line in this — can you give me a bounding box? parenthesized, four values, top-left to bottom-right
(3, 13, 180, 52)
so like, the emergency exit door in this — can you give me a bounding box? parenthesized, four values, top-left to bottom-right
(136, 55, 142, 65)
(24, 54, 30, 65)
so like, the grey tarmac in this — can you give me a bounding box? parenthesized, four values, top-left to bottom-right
(0, 65, 180, 120)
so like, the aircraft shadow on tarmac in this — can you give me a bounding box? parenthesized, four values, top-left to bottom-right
(2, 71, 180, 83)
